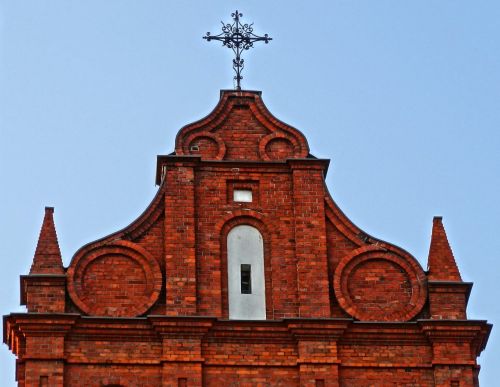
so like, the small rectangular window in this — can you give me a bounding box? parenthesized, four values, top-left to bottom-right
(234, 189, 253, 202)
(241, 264, 252, 294)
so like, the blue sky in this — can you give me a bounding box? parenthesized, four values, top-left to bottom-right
(1, 1, 499, 385)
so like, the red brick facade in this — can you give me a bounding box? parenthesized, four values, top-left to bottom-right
(4, 90, 491, 386)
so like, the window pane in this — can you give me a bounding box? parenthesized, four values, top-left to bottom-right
(241, 264, 252, 294)
(234, 189, 253, 202)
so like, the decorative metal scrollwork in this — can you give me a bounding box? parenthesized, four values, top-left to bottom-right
(204, 10, 272, 90)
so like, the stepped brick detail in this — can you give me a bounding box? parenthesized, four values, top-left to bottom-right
(4, 90, 491, 386)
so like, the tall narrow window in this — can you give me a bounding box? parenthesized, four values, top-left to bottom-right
(241, 264, 252, 294)
(227, 225, 266, 319)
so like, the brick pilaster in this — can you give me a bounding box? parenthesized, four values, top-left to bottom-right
(420, 320, 491, 387)
(164, 158, 199, 315)
(8, 315, 77, 387)
(288, 319, 349, 387)
(290, 160, 331, 318)
(149, 316, 213, 387)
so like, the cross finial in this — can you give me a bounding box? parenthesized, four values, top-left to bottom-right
(203, 10, 272, 90)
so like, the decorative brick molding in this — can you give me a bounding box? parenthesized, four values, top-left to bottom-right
(184, 132, 226, 160)
(3, 314, 491, 386)
(334, 246, 427, 321)
(67, 240, 162, 317)
(175, 90, 309, 161)
(4, 89, 491, 385)
(259, 132, 301, 161)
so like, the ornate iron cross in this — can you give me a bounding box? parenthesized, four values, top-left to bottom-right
(203, 10, 272, 90)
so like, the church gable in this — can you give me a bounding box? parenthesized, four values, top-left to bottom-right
(175, 90, 310, 161)
(36, 90, 460, 325)
(5, 89, 491, 386)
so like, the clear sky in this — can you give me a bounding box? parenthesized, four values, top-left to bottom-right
(1, 1, 499, 385)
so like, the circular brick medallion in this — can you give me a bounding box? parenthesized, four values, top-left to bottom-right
(334, 248, 426, 321)
(189, 136, 219, 159)
(185, 132, 226, 160)
(265, 137, 295, 160)
(67, 241, 162, 317)
(259, 133, 303, 160)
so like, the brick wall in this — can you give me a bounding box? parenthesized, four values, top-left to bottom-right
(4, 90, 491, 386)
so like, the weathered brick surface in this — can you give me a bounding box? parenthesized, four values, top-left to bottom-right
(164, 163, 197, 316)
(339, 367, 435, 386)
(25, 360, 65, 387)
(291, 164, 331, 318)
(339, 343, 433, 365)
(64, 365, 162, 386)
(204, 366, 300, 386)
(196, 167, 298, 318)
(22, 276, 66, 313)
(426, 217, 470, 320)
(427, 217, 461, 281)
(4, 90, 491, 386)
(29, 207, 64, 275)
(67, 241, 163, 317)
(428, 285, 468, 320)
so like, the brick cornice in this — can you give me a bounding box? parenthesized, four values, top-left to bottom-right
(287, 158, 330, 174)
(4, 313, 79, 357)
(148, 315, 215, 338)
(156, 156, 332, 185)
(418, 319, 492, 357)
(5, 314, 492, 369)
(342, 321, 428, 345)
(5, 313, 79, 335)
(71, 316, 158, 342)
(286, 318, 351, 340)
(156, 155, 201, 184)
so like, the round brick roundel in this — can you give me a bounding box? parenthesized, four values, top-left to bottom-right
(184, 132, 226, 160)
(67, 241, 162, 317)
(189, 136, 219, 159)
(265, 137, 295, 160)
(258, 133, 304, 161)
(333, 248, 426, 321)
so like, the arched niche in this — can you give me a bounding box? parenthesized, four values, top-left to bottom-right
(227, 225, 266, 320)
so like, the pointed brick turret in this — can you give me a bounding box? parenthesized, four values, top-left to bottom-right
(30, 207, 64, 274)
(427, 216, 461, 281)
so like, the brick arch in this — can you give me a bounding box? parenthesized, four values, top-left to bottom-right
(218, 214, 274, 319)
